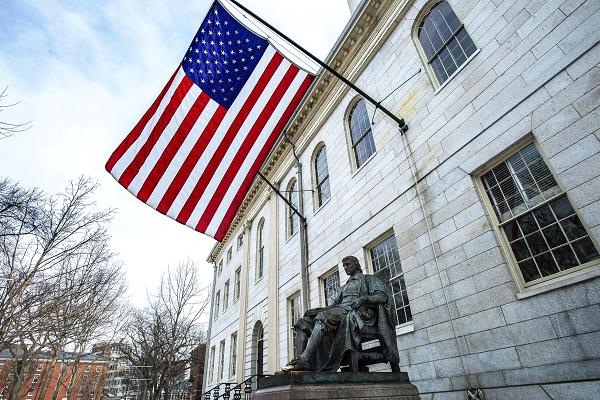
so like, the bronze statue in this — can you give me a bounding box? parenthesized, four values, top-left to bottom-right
(283, 256, 400, 372)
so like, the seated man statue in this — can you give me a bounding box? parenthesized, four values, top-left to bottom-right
(283, 256, 400, 372)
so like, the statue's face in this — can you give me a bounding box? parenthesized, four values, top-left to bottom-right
(342, 259, 359, 276)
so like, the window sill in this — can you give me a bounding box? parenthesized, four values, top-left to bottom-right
(433, 48, 481, 95)
(516, 263, 600, 300)
(313, 197, 332, 216)
(285, 230, 299, 244)
(395, 322, 415, 336)
(351, 152, 377, 178)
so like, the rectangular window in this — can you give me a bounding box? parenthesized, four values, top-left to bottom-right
(96, 366, 101, 373)
(208, 346, 215, 382)
(218, 260, 223, 275)
(237, 234, 244, 251)
(229, 332, 237, 377)
(370, 234, 412, 325)
(227, 247, 233, 264)
(218, 340, 225, 381)
(234, 267, 241, 301)
(32, 374, 40, 384)
(288, 292, 301, 360)
(36, 364, 43, 371)
(480, 143, 600, 286)
(321, 270, 340, 306)
(214, 291, 220, 320)
(223, 280, 230, 311)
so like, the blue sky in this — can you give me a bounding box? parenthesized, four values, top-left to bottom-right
(0, 0, 350, 305)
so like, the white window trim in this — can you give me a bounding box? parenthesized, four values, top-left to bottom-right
(412, 0, 480, 91)
(319, 266, 341, 307)
(475, 140, 600, 295)
(344, 96, 377, 173)
(287, 291, 301, 361)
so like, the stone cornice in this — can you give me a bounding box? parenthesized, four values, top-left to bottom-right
(209, 0, 413, 261)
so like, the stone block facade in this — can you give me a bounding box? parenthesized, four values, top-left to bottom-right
(203, 0, 600, 398)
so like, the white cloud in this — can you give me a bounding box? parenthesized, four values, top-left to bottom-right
(0, 0, 350, 305)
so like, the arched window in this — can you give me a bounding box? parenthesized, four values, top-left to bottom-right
(287, 178, 299, 237)
(313, 144, 331, 207)
(256, 218, 265, 280)
(416, 1, 476, 86)
(251, 321, 264, 376)
(348, 99, 375, 168)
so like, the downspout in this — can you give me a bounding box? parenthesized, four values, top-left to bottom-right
(297, 162, 310, 313)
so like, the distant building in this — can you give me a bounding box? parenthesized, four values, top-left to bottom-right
(188, 344, 206, 400)
(0, 349, 107, 400)
(203, 0, 600, 398)
(91, 343, 139, 400)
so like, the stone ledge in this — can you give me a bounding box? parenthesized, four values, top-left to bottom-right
(255, 372, 419, 400)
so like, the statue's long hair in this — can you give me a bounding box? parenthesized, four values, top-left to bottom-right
(342, 255, 363, 272)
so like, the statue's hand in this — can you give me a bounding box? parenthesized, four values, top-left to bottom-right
(351, 296, 367, 309)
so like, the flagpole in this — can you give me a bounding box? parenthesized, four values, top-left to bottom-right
(222, 0, 409, 133)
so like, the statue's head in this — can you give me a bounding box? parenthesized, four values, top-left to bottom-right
(342, 256, 362, 276)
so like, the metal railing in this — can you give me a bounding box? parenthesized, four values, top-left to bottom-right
(198, 374, 270, 400)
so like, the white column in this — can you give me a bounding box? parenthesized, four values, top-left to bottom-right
(266, 186, 280, 373)
(236, 219, 252, 382)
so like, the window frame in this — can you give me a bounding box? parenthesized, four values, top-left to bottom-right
(208, 346, 216, 382)
(214, 290, 220, 321)
(256, 218, 265, 281)
(286, 178, 299, 238)
(366, 230, 413, 328)
(345, 97, 376, 171)
(218, 340, 225, 381)
(311, 142, 331, 210)
(412, 0, 478, 90)
(223, 280, 230, 312)
(287, 291, 301, 361)
(234, 267, 241, 301)
(475, 140, 600, 293)
(229, 332, 237, 377)
(319, 267, 341, 307)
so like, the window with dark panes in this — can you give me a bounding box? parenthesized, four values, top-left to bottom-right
(237, 233, 243, 250)
(322, 270, 340, 306)
(214, 291, 220, 320)
(288, 293, 301, 360)
(218, 340, 225, 381)
(482, 143, 600, 284)
(287, 179, 299, 236)
(370, 234, 412, 325)
(234, 267, 241, 300)
(230, 332, 237, 377)
(218, 260, 223, 275)
(227, 247, 232, 263)
(349, 99, 376, 168)
(314, 145, 331, 207)
(223, 280, 229, 311)
(257, 219, 265, 280)
(418, 1, 477, 86)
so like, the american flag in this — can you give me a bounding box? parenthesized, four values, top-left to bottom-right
(106, 1, 314, 241)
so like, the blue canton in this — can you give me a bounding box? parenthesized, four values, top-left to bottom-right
(181, 2, 268, 109)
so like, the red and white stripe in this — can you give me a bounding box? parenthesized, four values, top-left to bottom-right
(106, 46, 313, 241)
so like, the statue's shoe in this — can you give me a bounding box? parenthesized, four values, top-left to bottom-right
(281, 357, 311, 372)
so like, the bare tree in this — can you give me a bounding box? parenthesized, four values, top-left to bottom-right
(0, 177, 126, 400)
(120, 261, 209, 400)
(0, 87, 31, 139)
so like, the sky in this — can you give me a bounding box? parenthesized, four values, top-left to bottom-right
(0, 0, 350, 305)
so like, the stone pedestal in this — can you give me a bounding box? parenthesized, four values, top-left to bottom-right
(253, 372, 420, 400)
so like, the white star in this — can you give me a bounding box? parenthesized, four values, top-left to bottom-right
(195, 38, 199, 42)
(245, 38, 250, 43)
(226, 31, 231, 36)
(241, 57, 246, 62)
(217, 31, 222, 36)
(216, 21, 220, 26)
(212, 50, 217, 55)
(243, 66, 248, 70)
(196, 59, 201, 63)
(221, 88, 225, 92)
(219, 41, 224, 45)
(212, 89, 216, 93)
(207, 70, 212, 74)
(207, 20, 212, 24)
(210, 40, 215, 45)
(250, 55, 254, 60)
(201, 29, 205, 33)
(236, 40, 241, 44)
(224, 97, 228, 101)
(195, 49, 199, 53)
(203, 50, 208, 54)
(248, 47, 252, 52)
(201, 78, 206, 83)
(257, 44, 262, 49)
(224, 20, 228, 25)
(189, 68, 194, 73)
(238, 49, 243, 53)
(202, 39, 207, 44)
(228, 40, 232, 45)
(235, 30, 239, 35)
(237, 76, 241, 80)
(205, 60, 210, 64)
(230, 87, 234, 91)
(221, 50, 226, 55)
(223, 60, 228, 65)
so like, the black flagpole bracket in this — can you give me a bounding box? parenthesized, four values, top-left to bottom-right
(223, 0, 409, 134)
(257, 171, 306, 224)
